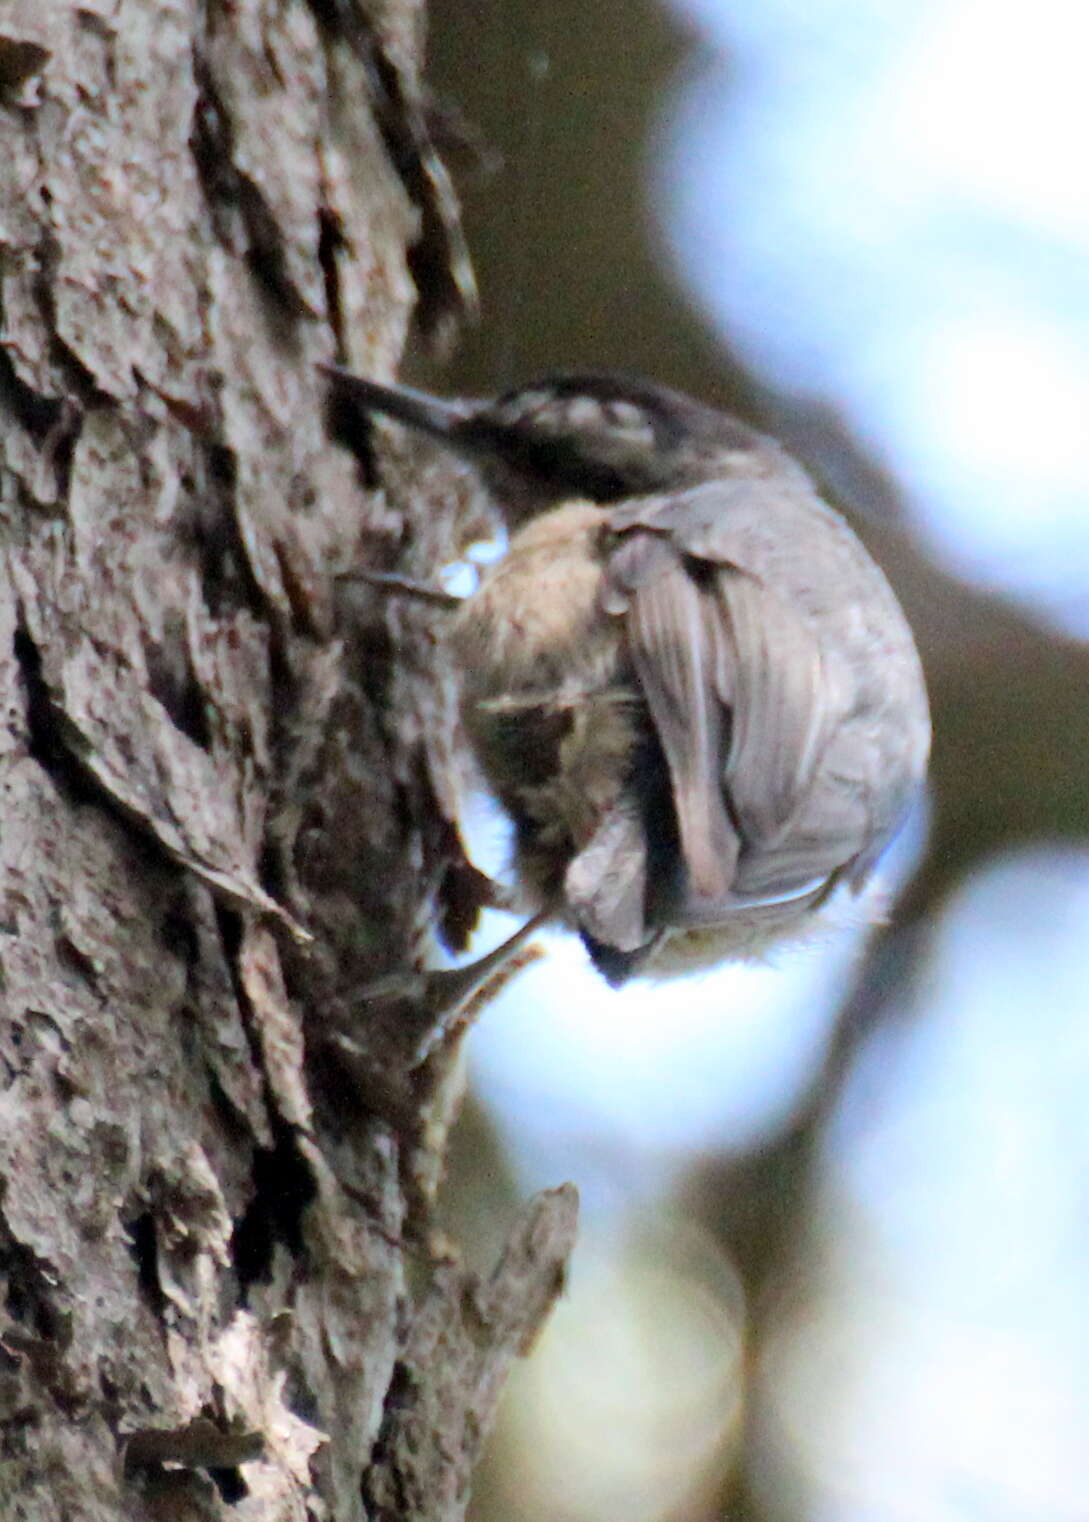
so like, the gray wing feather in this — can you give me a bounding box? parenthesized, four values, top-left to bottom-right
(714, 565, 830, 846)
(609, 534, 740, 907)
(605, 474, 929, 922)
(564, 797, 651, 952)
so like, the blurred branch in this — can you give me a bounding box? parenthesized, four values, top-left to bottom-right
(363, 1185, 579, 1522)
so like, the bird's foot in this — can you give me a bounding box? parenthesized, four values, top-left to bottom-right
(359, 908, 551, 1065)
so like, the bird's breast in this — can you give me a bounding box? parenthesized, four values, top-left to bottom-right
(450, 501, 649, 905)
(451, 501, 617, 699)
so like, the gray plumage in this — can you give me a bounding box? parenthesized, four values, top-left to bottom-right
(325, 365, 931, 986)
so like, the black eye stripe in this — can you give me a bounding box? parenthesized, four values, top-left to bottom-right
(461, 418, 638, 501)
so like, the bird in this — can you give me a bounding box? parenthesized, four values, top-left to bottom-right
(324, 364, 931, 1020)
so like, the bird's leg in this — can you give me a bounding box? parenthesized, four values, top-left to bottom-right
(362, 906, 554, 1066)
(336, 568, 465, 608)
(416, 907, 552, 1053)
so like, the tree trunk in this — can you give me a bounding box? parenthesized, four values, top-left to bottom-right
(0, 3, 577, 1519)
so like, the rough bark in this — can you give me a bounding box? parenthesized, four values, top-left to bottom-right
(0, 2, 577, 1519)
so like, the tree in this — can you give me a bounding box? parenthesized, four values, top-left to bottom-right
(0, 3, 576, 1518)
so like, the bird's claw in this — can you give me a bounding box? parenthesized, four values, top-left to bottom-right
(358, 909, 552, 1065)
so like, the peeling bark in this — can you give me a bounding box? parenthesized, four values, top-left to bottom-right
(0, 2, 575, 1518)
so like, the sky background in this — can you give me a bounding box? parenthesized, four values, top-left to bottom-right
(442, 2, 1089, 1518)
(659, 0, 1089, 636)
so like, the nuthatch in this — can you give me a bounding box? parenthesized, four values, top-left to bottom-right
(326, 366, 930, 1005)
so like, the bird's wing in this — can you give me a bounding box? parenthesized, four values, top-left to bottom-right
(563, 795, 655, 977)
(604, 478, 856, 918)
(608, 533, 741, 906)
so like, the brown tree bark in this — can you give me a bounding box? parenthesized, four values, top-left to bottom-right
(0, 3, 576, 1519)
